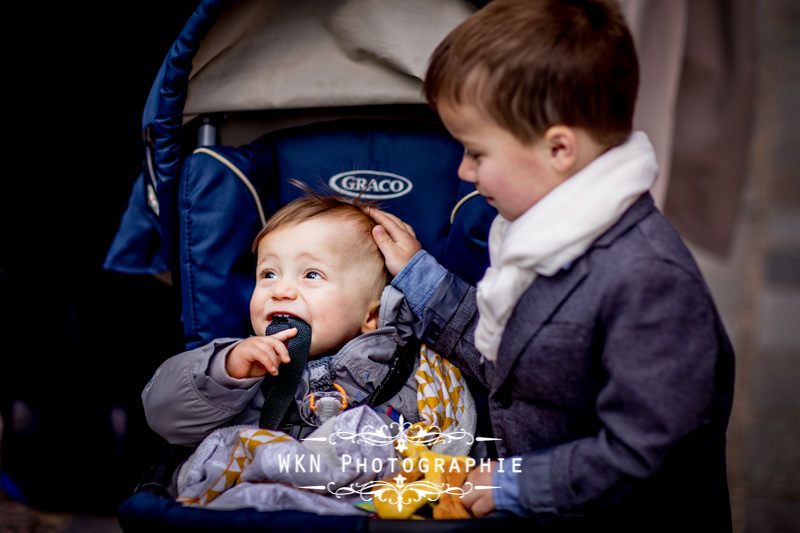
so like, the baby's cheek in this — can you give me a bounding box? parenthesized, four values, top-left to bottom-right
(249, 295, 264, 333)
(310, 317, 335, 349)
(310, 315, 353, 356)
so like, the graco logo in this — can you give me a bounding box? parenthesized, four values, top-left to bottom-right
(328, 170, 413, 200)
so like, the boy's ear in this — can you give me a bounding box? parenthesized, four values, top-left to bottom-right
(543, 125, 578, 174)
(361, 299, 381, 333)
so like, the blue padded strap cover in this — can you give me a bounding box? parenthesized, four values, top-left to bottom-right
(179, 144, 277, 348)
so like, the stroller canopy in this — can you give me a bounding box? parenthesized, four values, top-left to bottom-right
(106, 0, 479, 277)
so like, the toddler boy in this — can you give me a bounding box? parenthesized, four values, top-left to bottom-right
(369, 0, 735, 529)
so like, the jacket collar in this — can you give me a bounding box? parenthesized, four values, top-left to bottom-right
(593, 191, 656, 248)
(490, 192, 656, 389)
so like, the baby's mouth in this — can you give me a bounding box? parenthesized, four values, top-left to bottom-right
(267, 312, 298, 322)
(264, 314, 311, 342)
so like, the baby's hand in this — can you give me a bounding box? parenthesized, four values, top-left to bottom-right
(366, 208, 422, 276)
(226, 329, 297, 379)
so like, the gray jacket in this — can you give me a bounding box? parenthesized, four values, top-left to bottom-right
(411, 193, 734, 530)
(143, 286, 421, 446)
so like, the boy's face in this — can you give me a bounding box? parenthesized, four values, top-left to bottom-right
(438, 99, 566, 221)
(251, 216, 384, 357)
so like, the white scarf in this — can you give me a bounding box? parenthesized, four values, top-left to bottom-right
(474, 131, 659, 362)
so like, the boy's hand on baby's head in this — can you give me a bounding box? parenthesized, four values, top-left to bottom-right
(226, 328, 297, 379)
(366, 208, 422, 276)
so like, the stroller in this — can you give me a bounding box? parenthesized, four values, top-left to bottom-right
(104, 0, 525, 530)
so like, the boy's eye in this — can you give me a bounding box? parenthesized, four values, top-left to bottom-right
(464, 148, 482, 161)
(305, 271, 323, 280)
(261, 270, 277, 279)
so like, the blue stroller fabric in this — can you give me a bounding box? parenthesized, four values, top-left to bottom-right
(117, 491, 369, 532)
(173, 118, 494, 348)
(105, 0, 235, 276)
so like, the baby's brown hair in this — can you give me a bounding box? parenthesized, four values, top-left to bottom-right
(424, 0, 638, 148)
(252, 183, 389, 289)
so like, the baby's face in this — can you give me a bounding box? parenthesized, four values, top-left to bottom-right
(251, 216, 384, 357)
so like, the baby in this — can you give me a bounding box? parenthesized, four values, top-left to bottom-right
(229, 192, 387, 377)
(143, 192, 433, 446)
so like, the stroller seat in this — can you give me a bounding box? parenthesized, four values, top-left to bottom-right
(102, 1, 517, 530)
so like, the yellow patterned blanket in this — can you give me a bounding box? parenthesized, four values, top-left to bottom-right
(176, 344, 476, 513)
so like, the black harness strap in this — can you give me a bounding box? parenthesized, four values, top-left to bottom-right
(359, 335, 421, 409)
(260, 314, 420, 431)
(259, 316, 312, 430)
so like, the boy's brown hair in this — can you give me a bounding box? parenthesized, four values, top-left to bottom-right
(424, 0, 638, 147)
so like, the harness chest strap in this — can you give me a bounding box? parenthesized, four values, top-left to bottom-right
(259, 323, 420, 430)
(259, 316, 311, 430)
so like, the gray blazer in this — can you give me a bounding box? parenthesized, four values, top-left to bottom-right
(418, 193, 734, 529)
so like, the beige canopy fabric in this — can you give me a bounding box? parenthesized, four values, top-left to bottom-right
(183, 0, 476, 117)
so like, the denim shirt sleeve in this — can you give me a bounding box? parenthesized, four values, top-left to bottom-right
(494, 453, 557, 516)
(493, 466, 527, 516)
(390, 250, 448, 319)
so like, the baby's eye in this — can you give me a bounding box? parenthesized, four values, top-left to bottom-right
(260, 270, 277, 280)
(304, 271, 323, 280)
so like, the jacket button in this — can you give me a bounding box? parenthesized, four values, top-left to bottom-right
(493, 388, 512, 408)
